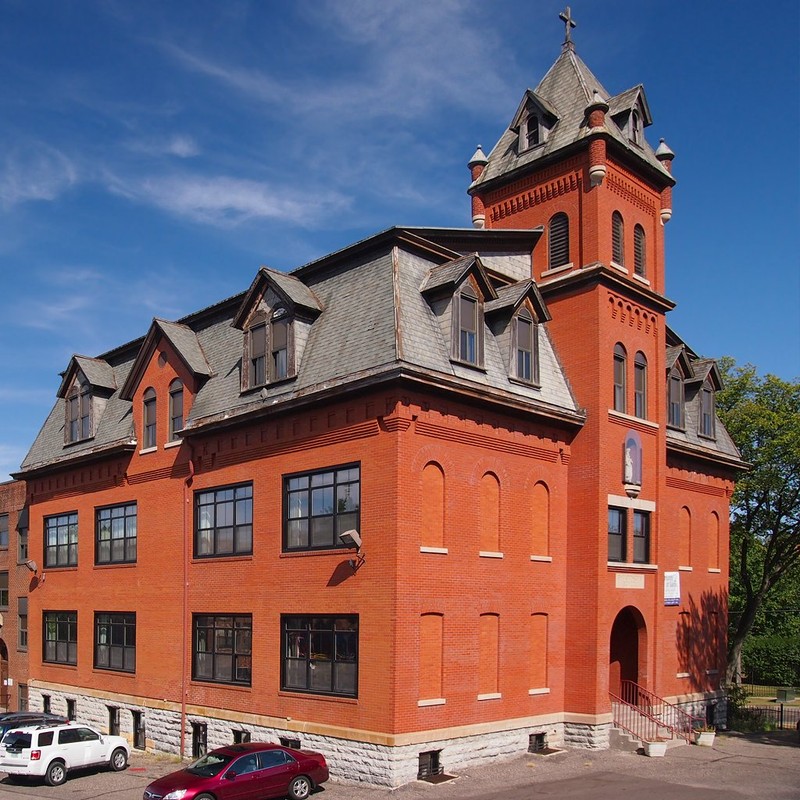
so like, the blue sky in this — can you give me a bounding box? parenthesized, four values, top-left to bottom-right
(1, 0, 798, 482)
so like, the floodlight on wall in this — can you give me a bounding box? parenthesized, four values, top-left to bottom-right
(338, 529, 365, 571)
(25, 559, 38, 574)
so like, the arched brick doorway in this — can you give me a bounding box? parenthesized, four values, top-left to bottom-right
(0, 639, 8, 709)
(609, 606, 647, 694)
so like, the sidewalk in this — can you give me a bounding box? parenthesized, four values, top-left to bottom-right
(321, 730, 800, 800)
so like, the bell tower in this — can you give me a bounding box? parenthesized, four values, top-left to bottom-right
(468, 8, 680, 717)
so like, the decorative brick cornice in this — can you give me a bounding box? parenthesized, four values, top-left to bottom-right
(666, 475, 726, 497)
(607, 292, 658, 334)
(489, 172, 581, 223)
(607, 172, 657, 216)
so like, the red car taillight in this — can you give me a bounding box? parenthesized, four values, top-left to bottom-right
(31, 750, 41, 761)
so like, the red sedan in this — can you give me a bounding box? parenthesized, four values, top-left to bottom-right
(143, 742, 329, 800)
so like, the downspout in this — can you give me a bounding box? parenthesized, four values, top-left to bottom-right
(181, 449, 196, 759)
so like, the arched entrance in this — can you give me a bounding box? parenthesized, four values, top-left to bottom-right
(609, 606, 647, 694)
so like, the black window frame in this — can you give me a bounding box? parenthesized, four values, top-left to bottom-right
(281, 614, 358, 698)
(94, 612, 136, 673)
(699, 381, 716, 439)
(169, 379, 184, 441)
(43, 610, 77, 665)
(95, 502, 137, 565)
(548, 212, 570, 269)
(0, 513, 8, 549)
(668, 368, 685, 429)
(18, 597, 28, 651)
(143, 387, 157, 448)
(513, 311, 539, 385)
(608, 507, 627, 562)
(194, 483, 253, 558)
(283, 464, 360, 552)
(44, 512, 78, 568)
(612, 211, 625, 266)
(525, 112, 540, 149)
(634, 224, 646, 277)
(613, 344, 627, 412)
(0, 571, 7, 609)
(66, 376, 92, 444)
(633, 510, 650, 564)
(192, 614, 252, 686)
(634, 352, 647, 419)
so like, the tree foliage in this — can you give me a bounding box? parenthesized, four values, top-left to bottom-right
(716, 359, 800, 683)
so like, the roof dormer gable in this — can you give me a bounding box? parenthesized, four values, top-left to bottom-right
(484, 279, 551, 324)
(608, 85, 652, 146)
(119, 319, 212, 401)
(57, 356, 116, 445)
(420, 253, 496, 301)
(685, 358, 723, 392)
(509, 90, 560, 152)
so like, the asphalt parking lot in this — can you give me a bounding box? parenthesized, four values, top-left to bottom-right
(0, 730, 796, 800)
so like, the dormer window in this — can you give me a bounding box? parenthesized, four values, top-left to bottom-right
(525, 113, 540, 148)
(143, 388, 157, 448)
(699, 379, 715, 439)
(451, 284, 484, 367)
(66, 375, 92, 443)
(630, 109, 642, 146)
(514, 311, 539, 384)
(668, 367, 685, 428)
(271, 310, 289, 380)
(248, 316, 267, 387)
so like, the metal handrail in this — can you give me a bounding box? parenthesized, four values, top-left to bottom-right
(618, 680, 704, 743)
(609, 689, 671, 744)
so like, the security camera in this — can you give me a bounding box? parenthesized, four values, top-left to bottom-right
(338, 529, 362, 550)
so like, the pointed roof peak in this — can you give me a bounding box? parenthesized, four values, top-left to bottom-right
(558, 6, 577, 51)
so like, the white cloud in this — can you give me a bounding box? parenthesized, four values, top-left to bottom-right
(0, 143, 78, 207)
(108, 172, 350, 228)
(125, 134, 200, 159)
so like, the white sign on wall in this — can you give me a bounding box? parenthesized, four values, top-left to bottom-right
(664, 571, 681, 606)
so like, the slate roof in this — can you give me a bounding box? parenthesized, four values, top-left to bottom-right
(471, 46, 672, 192)
(19, 228, 583, 475)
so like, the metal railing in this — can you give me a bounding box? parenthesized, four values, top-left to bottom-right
(610, 689, 669, 744)
(614, 680, 704, 743)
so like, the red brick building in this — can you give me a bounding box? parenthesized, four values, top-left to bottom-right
(0, 478, 30, 712)
(16, 22, 742, 787)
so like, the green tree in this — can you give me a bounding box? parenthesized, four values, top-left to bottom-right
(716, 360, 800, 684)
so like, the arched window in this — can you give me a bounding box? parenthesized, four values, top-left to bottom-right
(478, 613, 500, 696)
(531, 482, 550, 556)
(631, 109, 641, 145)
(679, 506, 692, 567)
(634, 225, 646, 277)
(421, 463, 445, 549)
(453, 284, 483, 366)
(526, 113, 540, 148)
(169, 379, 184, 441)
(480, 473, 500, 553)
(548, 213, 569, 269)
(247, 315, 267, 387)
(530, 613, 548, 690)
(612, 211, 625, 266)
(271, 311, 289, 380)
(66, 375, 92, 443)
(613, 343, 627, 412)
(419, 613, 444, 701)
(709, 512, 720, 570)
(634, 352, 647, 419)
(143, 388, 157, 449)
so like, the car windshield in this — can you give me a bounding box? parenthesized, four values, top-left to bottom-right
(3, 732, 32, 750)
(186, 752, 233, 777)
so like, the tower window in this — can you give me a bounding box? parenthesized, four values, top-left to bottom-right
(613, 344, 627, 412)
(634, 225, 646, 277)
(143, 388, 157, 449)
(548, 213, 569, 269)
(612, 212, 624, 266)
(169, 379, 183, 441)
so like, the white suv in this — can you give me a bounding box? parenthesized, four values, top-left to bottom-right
(0, 723, 129, 785)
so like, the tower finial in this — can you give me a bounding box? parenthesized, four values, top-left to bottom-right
(559, 6, 577, 50)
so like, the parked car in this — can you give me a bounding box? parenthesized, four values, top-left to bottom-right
(0, 723, 129, 785)
(143, 742, 329, 800)
(0, 712, 69, 741)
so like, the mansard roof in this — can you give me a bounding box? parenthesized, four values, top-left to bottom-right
(484, 279, 551, 323)
(57, 355, 116, 398)
(471, 46, 673, 193)
(19, 227, 583, 476)
(119, 319, 212, 400)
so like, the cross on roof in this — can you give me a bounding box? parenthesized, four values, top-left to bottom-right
(559, 6, 577, 46)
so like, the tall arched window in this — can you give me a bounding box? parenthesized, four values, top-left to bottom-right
(271, 312, 289, 380)
(478, 613, 499, 697)
(634, 352, 647, 419)
(514, 310, 538, 384)
(613, 344, 627, 412)
(631, 109, 642, 145)
(247, 314, 267, 387)
(143, 388, 157, 449)
(699, 379, 716, 438)
(525, 113, 540, 148)
(679, 506, 692, 567)
(668, 367, 685, 428)
(530, 613, 548, 690)
(531, 482, 550, 556)
(548, 213, 569, 269)
(612, 211, 625, 266)
(480, 472, 500, 553)
(66, 375, 92, 443)
(634, 224, 646, 277)
(419, 613, 444, 701)
(421, 463, 445, 549)
(709, 512, 720, 570)
(169, 379, 184, 441)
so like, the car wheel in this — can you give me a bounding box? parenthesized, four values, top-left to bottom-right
(194, 794, 215, 800)
(45, 761, 67, 786)
(110, 747, 128, 771)
(288, 775, 312, 800)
